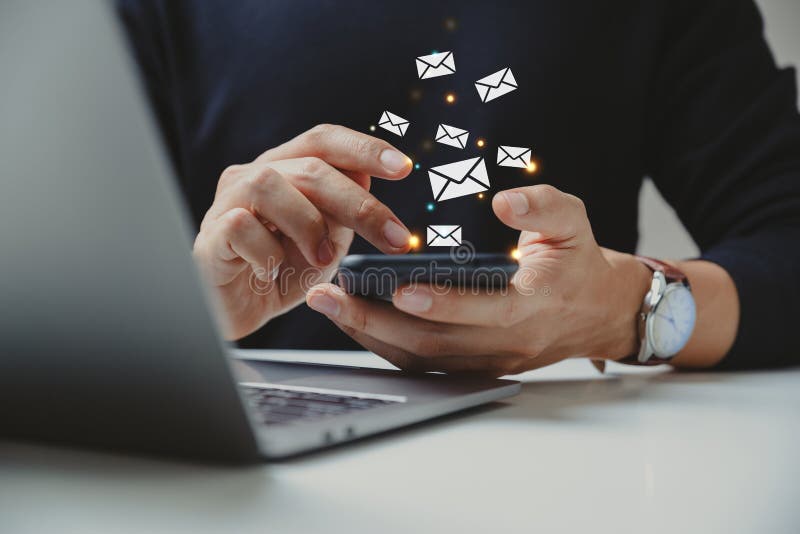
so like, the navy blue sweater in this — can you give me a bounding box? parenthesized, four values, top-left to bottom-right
(118, 0, 800, 368)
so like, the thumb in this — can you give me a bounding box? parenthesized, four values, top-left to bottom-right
(492, 184, 592, 244)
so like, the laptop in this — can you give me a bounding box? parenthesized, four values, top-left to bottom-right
(0, 0, 519, 461)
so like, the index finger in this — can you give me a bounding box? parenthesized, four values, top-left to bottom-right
(266, 158, 411, 254)
(256, 124, 412, 180)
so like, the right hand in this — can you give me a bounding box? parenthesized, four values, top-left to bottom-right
(193, 124, 413, 340)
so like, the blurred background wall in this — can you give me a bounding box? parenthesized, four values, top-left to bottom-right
(637, 0, 800, 258)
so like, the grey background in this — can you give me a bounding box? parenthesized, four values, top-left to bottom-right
(637, 0, 800, 258)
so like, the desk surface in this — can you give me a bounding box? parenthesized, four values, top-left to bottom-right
(2, 350, 799, 534)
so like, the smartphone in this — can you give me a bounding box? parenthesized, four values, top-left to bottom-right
(338, 253, 518, 300)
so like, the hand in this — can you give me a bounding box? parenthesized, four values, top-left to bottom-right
(193, 124, 413, 340)
(306, 184, 652, 376)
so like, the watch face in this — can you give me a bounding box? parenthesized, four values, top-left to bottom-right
(648, 284, 696, 358)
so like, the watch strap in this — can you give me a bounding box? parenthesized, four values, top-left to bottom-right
(617, 354, 671, 366)
(616, 256, 687, 366)
(635, 256, 688, 285)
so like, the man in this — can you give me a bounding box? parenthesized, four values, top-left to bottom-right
(118, 0, 800, 373)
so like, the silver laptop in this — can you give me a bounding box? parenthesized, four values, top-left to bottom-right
(0, 0, 519, 461)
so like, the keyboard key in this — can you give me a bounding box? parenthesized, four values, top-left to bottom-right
(240, 385, 400, 426)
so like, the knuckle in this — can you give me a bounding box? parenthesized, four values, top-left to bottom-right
(218, 164, 244, 190)
(566, 193, 586, 214)
(192, 232, 211, 259)
(354, 196, 384, 226)
(347, 134, 379, 160)
(524, 341, 546, 361)
(246, 166, 281, 195)
(501, 358, 528, 376)
(199, 209, 216, 230)
(305, 123, 336, 147)
(299, 156, 327, 179)
(222, 207, 254, 232)
(310, 123, 335, 136)
(306, 209, 327, 235)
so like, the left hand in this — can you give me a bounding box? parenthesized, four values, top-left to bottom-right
(306, 184, 652, 376)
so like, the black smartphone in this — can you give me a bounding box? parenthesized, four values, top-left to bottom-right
(338, 253, 518, 300)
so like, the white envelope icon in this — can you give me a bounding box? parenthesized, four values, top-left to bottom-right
(416, 51, 456, 80)
(427, 225, 462, 247)
(428, 157, 490, 202)
(435, 124, 469, 149)
(378, 111, 410, 137)
(475, 67, 518, 103)
(497, 145, 532, 168)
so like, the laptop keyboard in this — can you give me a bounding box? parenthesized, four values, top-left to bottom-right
(240, 384, 403, 426)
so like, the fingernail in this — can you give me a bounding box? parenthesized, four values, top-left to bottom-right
(380, 149, 410, 173)
(307, 293, 340, 317)
(395, 286, 433, 313)
(317, 237, 335, 265)
(383, 219, 411, 248)
(504, 192, 530, 215)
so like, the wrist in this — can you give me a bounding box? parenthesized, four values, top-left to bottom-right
(598, 250, 652, 360)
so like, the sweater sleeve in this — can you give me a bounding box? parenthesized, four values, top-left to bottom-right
(644, 0, 800, 369)
(116, 0, 184, 181)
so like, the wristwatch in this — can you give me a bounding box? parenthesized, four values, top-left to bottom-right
(619, 256, 697, 366)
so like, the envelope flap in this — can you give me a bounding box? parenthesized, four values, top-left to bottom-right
(500, 146, 530, 159)
(501, 68, 518, 87)
(384, 111, 408, 126)
(475, 69, 504, 88)
(476, 68, 516, 89)
(441, 124, 466, 138)
(429, 157, 483, 185)
(430, 225, 461, 239)
(417, 51, 452, 69)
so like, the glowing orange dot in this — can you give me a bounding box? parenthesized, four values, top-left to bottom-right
(477, 193, 485, 199)
(408, 235, 421, 248)
(526, 161, 538, 173)
(511, 248, 521, 260)
(476, 139, 485, 148)
(445, 93, 456, 104)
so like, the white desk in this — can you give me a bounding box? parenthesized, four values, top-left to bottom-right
(2, 350, 799, 534)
